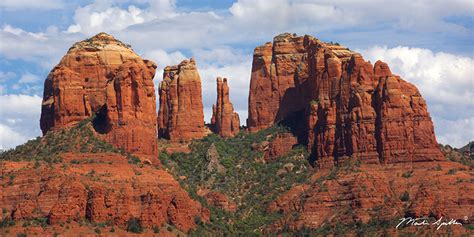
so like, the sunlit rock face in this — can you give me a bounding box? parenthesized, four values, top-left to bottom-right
(40, 32, 158, 156)
(247, 33, 444, 167)
(157, 58, 206, 142)
(211, 77, 240, 137)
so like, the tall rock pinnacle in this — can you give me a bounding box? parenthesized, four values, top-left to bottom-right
(40, 32, 158, 156)
(247, 33, 444, 166)
(211, 77, 240, 137)
(157, 58, 206, 142)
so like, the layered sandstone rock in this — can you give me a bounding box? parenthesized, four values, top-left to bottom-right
(247, 33, 444, 166)
(1, 153, 209, 233)
(40, 33, 157, 156)
(266, 133, 298, 161)
(202, 192, 237, 212)
(157, 59, 206, 142)
(211, 77, 240, 137)
(250, 132, 298, 161)
(267, 161, 473, 232)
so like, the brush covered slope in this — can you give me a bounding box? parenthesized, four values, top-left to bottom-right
(160, 127, 473, 236)
(1, 33, 208, 236)
(0, 121, 209, 236)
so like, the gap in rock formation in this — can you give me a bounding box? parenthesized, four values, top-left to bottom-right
(92, 104, 111, 134)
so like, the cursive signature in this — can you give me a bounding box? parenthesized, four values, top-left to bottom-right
(396, 217, 463, 230)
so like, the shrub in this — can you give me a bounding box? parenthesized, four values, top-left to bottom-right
(127, 154, 141, 164)
(0, 217, 15, 228)
(401, 170, 413, 178)
(32, 217, 49, 228)
(400, 191, 410, 202)
(194, 216, 202, 225)
(447, 169, 457, 175)
(126, 217, 143, 233)
(34, 160, 41, 169)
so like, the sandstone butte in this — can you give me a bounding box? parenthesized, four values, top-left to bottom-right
(39, 32, 157, 157)
(2, 32, 472, 236)
(247, 33, 444, 167)
(157, 58, 206, 142)
(4, 33, 209, 235)
(210, 77, 240, 137)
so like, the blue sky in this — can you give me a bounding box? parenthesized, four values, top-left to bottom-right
(0, 0, 473, 150)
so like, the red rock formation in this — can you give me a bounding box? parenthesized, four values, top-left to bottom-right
(1, 153, 209, 233)
(40, 33, 157, 156)
(247, 33, 444, 166)
(202, 192, 237, 212)
(266, 133, 298, 161)
(250, 132, 298, 161)
(157, 59, 206, 142)
(211, 77, 240, 137)
(267, 161, 473, 232)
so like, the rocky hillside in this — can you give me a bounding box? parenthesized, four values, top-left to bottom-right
(1, 32, 473, 236)
(0, 121, 209, 236)
(159, 126, 473, 236)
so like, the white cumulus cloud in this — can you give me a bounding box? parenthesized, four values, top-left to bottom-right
(360, 46, 474, 147)
(66, 0, 178, 35)
(0, 94, 42, 150)
(19, 72, 41, 84)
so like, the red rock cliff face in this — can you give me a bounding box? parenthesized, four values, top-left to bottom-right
(211, 77, 240, 137)
(40, 33, 158, 156)
(157, 59, 206, 142)
(247, 33, 443, 167)
(1, 153, 209, 233)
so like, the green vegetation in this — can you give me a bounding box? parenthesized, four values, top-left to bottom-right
(447, 168, 458, 175)
(126, 217, 143, 233)
(21, 217, 49, 228)
(310, 99, 320, 106)
(400, 191, 410, 202)
(0, 117, 140, 164)
(161, 126, 313, 235)
(16, 233, 27, 237)
(401, 170, 414, 178)
(0, 217, 15, 228)
(440, 142, 473, 168)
